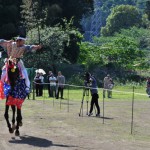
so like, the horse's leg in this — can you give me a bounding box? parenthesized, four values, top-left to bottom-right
(4, 105, 14, 133)
(15, 108, 22, 136)
(11, 105, 16, 131)
(19, 108, 23, 126)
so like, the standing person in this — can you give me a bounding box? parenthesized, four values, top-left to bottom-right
(34, 72, 41, 97)
(56, 71, 65, 99)
(108, 78, 114, 98)
(146, 77, 150, 98)
(103, 74, 113, 98)
(47, 71, 53, 97)
(49, 73, 57, 97)
(87, 72, 100, 117)
(0, 37, 42, 93)
(39, 73, 44, 96)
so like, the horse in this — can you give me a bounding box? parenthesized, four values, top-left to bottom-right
(3, 59, 28, 136)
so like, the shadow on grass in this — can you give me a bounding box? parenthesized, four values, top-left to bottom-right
(78, 114, 114, 120)
(100, 116, 114, 120)
(9, 135, 77, 148)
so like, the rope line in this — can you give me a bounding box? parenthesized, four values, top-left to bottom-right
(33, 81, 149, 97)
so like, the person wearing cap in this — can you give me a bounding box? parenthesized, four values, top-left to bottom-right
(0, 37, 42, 93)
(87, 72, 100, 117)
(103, 74, 113, 98)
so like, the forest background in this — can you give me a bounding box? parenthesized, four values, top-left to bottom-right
(0, 0, 150, 86)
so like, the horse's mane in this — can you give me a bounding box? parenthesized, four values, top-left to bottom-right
(7, 60, 20, 88)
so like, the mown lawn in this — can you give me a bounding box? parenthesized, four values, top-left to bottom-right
(31, 84, 149, 102)
(0, 84, 150, 150)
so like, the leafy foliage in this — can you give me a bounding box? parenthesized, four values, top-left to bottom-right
(145, 0, 150, 20)
(101, 36, 143, 68)
(78, 42, 105, 69)
(79, 30, 145, 70)
(115, 27, 150, 50)
(100, 0, 136, 27)
(20, 0, 94, 30)
(101, 5, 142, 36)
(23, 20, 82, 70)
(44, 0, 94, 28)
(0, 0, 21, 39)
(20, 0, 46, 31)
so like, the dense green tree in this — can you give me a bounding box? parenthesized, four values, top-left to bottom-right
(23, 20, 82, 69)
(100, 0, 136, 27)
(145, 0, 150, 20)
(102, 36, 144, 68)
(20, 0, 92, 63)
(95, 27, 150, 49)
(101, 5, 142, 36)
(44, 0, 94, 29)
(20, 0, 46, 32)
(20, 0, 94, 30)
(78, 41, 107, 71)
(141, 14, 150, 28)
(79, 26, 148, 70)
(0, 0, 22, 39)
(115, 27, 150, 50)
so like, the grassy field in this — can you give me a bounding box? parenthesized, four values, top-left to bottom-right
(0, 85, 150, 150)
(30, 85, 150, 137)
(31, 84, 150, 101)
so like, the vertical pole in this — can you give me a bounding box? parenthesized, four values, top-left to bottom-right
(37, 25, 41, 44)
(79, 88, 85, 117)
(53, 97, 54, 107)
(43, 83, 45, 102)
(87, 89, 89, 115)
(67, 85, 69, 112)
(131, 86, 135, 134)
(53, 89, 54, 107)
(33, 82, 35, 100)
(82, 88, 85, 117)
(42, 83, 45, 122)
(103, 88, 105, 124)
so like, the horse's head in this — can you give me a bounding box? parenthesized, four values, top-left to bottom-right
(7, 58, 20, 88)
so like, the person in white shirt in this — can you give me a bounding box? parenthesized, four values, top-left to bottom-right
(49, 73, 57, 97)
(103, 74, 114, 98)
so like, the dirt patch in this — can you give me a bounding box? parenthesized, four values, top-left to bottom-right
(0, 98, 150, 150)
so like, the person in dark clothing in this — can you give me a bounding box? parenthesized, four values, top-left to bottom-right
(34, 72, 41, 96)
(86, 72, 100, 117)
(146, 77, 150, 98)
(39, 73, 44, 96)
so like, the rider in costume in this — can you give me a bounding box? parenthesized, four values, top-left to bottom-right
(0, 37, 41, 91)
(0, 37, 42, 108)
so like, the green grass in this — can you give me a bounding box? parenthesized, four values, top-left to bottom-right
(30, 84, 150, 102)
(1, 84, 150, 149)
